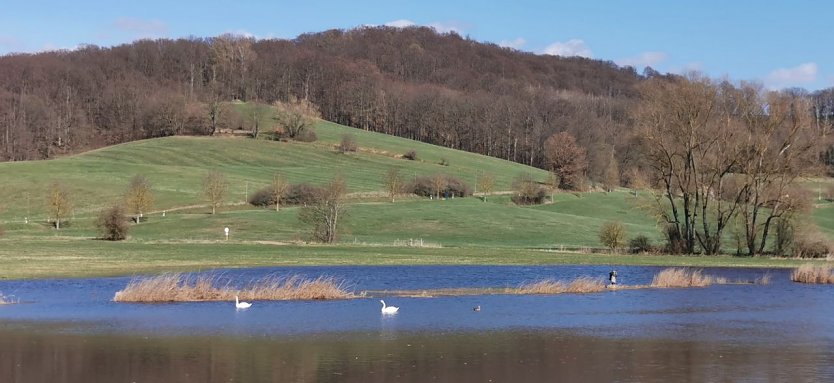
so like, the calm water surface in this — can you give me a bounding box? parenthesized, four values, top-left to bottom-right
(0, 265, 832, 382)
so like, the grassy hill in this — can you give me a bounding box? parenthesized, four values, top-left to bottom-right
(0, 118, 548, 219)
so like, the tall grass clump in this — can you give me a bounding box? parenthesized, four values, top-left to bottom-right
(791, 264, 834, 284)
(114, 273, 353, 302)
(517, 276, 605, 294)
(650, 268, 714, 288)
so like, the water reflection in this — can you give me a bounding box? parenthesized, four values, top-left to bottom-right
(0, 265, 832, 381)
(0, 325, 831, 383)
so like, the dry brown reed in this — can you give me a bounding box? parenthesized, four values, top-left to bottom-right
(650, 268, 714, 288)
(517, 276, 605, 294)
(791, 264, 834, 284)
(114, 273, 353, 303)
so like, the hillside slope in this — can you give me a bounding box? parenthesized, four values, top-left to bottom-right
(0, 120, 549, 219)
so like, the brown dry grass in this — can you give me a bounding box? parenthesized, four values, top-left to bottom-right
(791, 264, 834, 284)
(113, 273, 353, 303)
(517, 276, 605, 294)
(651, 268, 714, 288)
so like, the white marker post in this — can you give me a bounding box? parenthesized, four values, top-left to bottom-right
(224, 227, 230, 241)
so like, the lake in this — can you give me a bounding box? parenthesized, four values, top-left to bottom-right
(0, 265, 832, 382)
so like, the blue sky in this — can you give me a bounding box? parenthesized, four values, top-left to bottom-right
(1, 0, 830, 90)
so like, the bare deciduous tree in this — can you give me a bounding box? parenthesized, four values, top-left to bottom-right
(735, 86, 820, 255)
(476, 172, 495, 202)
(430, 174, 447, 199)
(299, 176, 348, 243)
(273, 97, 320, 140)
(544, 132, 588, 190)
(599, 221, 626, 251)
(203, 170, 228, 214)
(383, 168, 404, 203)
(271, 173, 288, 212)
(124, 175, 154, 223)
(46, 181, 72, 229)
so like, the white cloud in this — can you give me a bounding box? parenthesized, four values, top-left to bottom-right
(384, 19, 416, 28)
(499, 38, 526, 50)
(616, 51, 667, 68)
(764, 62, 818, 89)
(113, 17, 168, 39)
(542, 39, 592, 58)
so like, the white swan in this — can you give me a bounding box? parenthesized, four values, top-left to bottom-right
(235, 295, 252, 309)
(380, 299, 399, 314)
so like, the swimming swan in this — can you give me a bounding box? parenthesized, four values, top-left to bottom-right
(380, 299, 399, 314)
(235, 296, 252, 309)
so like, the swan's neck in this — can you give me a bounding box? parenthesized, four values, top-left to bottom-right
(235, 296, 239, 304)
(381, 300, 386, 308)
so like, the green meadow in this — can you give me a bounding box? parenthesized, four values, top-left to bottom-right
(0, 109, 827, 279)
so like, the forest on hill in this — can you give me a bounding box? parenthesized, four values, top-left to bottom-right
(1, 26, 834, 185)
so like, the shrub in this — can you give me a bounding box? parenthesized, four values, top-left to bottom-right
(97, 204, 130, 241)
(249, 186, 278, 207)
(403, 150, 418, 160)
(599, 221, 626, 251)
(793, 233, 832, 258)
(338, 134, 357, 153)
(408, 175, 472, 198)
(295, 129, 318, 142)
(444, 176, 473, 197)
(439, 157, 449, 166)
(629, 234, 653, 254)
(283, 183, 320, 206)
(511, 173, 548, 205)
(250, 183, 320, 207)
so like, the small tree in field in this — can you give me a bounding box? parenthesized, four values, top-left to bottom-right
(124, 175, 154, 223)
(271, 173, 288, 212)
(477, 173, 495, 202)
(299, 176, 348, 243)
(338, 134, 358, 153)
(272, 97, 320, 140)
(383, 168, 405, 203)
(599, 221, 627, 252)
(431, 174, 447, 199)
(97, 204, 130, 240)
(203, 170, 228, 214)
(46, 182, 72, 229)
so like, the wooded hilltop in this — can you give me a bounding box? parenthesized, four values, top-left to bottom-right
(1, 26, 833, 184)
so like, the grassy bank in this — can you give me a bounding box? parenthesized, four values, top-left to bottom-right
(0, 238, 819, 280)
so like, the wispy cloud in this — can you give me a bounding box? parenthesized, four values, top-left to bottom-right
(616, 51, 667, 69)
(384, 19, 416, 28)
(113, 17, 168, 39)
(498, 38, 526, 50)
(542, 39, 592, 58)
(764, 62, 818, 89)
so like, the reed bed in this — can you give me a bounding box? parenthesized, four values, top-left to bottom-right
(791, 264, 834, 284)
(517, 276, 606, 294)
(114, 273, 353, 303)
(650, 268, 715, 288)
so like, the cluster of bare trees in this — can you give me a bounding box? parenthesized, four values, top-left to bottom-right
(0, 27, 643, 183)
(636, 75, 824, 255)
